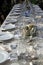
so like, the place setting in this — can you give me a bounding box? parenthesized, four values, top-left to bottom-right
(14, 5, 21, 8)
(1, 23, 16, 31)
(14, 10, 21, 13)
(9, 12, 21, 16)
(7, 13, 21, 19)
(6, 17, 18, 22)
(0, 43, 18, 64)
(11, 9, 21, 14)
(5, 19, 18, 24)
(35, 10, 43, 13)
(0, 49, 9, 64)
(14, 7, 21, 10)
(0, 31, 14, 42)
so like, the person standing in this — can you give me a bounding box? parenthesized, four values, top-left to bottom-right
(0, 0, 5, 25)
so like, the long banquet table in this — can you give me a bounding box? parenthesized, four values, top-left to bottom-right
(0, 2, 43, 65)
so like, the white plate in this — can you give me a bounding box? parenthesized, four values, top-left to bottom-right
(2, 23, 16, 30)
(7, 16, 20, 19)
(10, 12, 21, 16)
(11, 9, 21, 13)
(10, 14, 20, 20)
(37, 24, 43, 28)
(14, 8, 21, 10)
(0, 50, 9, 63)
(0, 31, 13, 41)
(14, 10, 21, 12)
(14, 6, 20, 8)
(6, 19, 17, 23)
(14, 7, 21, 9)
(35, 10, 43, 12)
(14, 5, 20, 8)
(14, 4, 21, 7)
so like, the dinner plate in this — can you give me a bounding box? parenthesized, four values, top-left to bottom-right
(14, 5, 21, 8)
(14, 4, 21, 7)
(14, 7, 21, 9)
(35, 8, 41, 10)
(2, 23, 16, 30)
(0, 31, 13, 41)
(10, 15, 20, 19)
(14, 8, 21, 10)
(6, 19, 17, 24)
(36, 24, 43, 31)
(33, 5, 39, 8)
(36, 24, 43, 38)
(37, 24, 43, 28)
(14, 6, 20, 9)
(35, 10, 42, 12)
(14, 5, 21, 7)
(8, 16, 20, 19)
(10, 12, 21, 16)
(14, 10, 21, 12)
(11, 10, 21, 13)
(0, 50, 9, 63)
(6, 19, 17, 23)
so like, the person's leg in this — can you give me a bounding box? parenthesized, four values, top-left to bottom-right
(0, 14, 5, 24)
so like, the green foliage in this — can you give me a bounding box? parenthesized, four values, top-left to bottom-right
(30, 0, 43, 4)
(30, 0, 38, 4)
